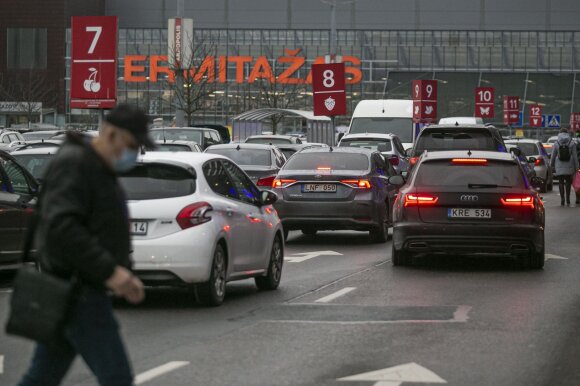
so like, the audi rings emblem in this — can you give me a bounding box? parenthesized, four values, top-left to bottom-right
(460, 195, 479, 202)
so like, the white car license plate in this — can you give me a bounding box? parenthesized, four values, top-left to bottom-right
(448, 208, 491, 219)
(302, 183, 337, 193)
(130, 221, 148, 235)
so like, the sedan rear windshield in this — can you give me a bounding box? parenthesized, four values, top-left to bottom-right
(339, 138, 392, 152)
(246, 138, 292, 145)
(284, 152, 369, 171)
(206, 148, 272, 166)
(415, 160, 525, 187)
(11, 154, 54, 179)
(506, 142, 539, 156)
(150, 129, 202, 144)
(415, 130, 498, 154)
(119, 163, 195, 200)
(157, 144, 193, 152)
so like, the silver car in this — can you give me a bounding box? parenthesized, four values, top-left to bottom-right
(505, 139, 553, 192)
(338, 132, 409, 175)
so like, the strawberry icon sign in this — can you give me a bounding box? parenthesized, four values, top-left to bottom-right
(83, 67, 101, 93)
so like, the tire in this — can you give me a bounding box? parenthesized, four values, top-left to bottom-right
(370, 203, 390, 243)
(255, 235, 283, 290)
(547, 175, 553, 191)
(392, 242, 411, 266)
(196, 244, 227, 306)
(301, 228, 317, 236)
(528, 236, 545, 269)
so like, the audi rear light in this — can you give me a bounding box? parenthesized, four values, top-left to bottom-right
(388, 156, 400, 166)
(257, 175, 276, 187)
(500, 195, 534, 209)
(404, 193, 439, 207)
(451, 158, 488, 165)
(272, 179, 296, 188)
(341, 179, 372, 189)
(409, 157, 419, 166)
(176, 202, 213, 229)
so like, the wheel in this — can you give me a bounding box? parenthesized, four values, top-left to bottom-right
(528, 236, 545, 269)
(370, 203, 390, 243)
(255, 235, 283, 290)
(195, 244, 227, 306)
(547, 175, 553, 191)
(392, 242, 411, 266)
(301, 228, 317, 236)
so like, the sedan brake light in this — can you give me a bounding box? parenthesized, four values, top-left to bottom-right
(404, 193, 439, 207)
(257, 175, 276, 187)
(176, 202, 213, 229)
(272, 179, 296, 188)
(409, 157, 419, 166)
(500, 195, 534, 209)
(341, 179, 372, 189)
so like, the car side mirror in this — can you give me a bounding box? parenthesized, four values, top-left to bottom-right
(510, 147, 522, 157)
(260, 190, 278, 206)
(528, 157, 537, 164)
(388, 175, 405, 186)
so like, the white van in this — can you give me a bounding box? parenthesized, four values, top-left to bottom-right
(438, 116, 484, 125)
(345, 99, 414, 149)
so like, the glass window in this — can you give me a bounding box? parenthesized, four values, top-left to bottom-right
(206, 148, 272, 167)
(415, 160, 524, 188)
(203, 159, 238, 200)
(284, 152, 370, 171)
(150, 129, 203, 144)
(339, 138, 392, 152)
(1, 158, 30, 195)
(119, 163, 195, 200)
(11, 154, 55, 180)
(414, 129, 498, 154)
(505, 142, 540, 156)
(7, 28, 47, 69)
(349, 118, 414, 143)
(222, 160, 260, 206)
(245, 137, 293, 144)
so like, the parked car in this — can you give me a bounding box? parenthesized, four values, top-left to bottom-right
(338, 133, 409, 175)
(21, 130, 65, 142)
(155, 140, 202, 152)
(272, 147, 399, 242)
(275, 143, 328, 160)
(0, 130, 26, 152)
(407, 124, 507, 171)
(13, 141, 62, 151)
(150, 127, 223, 150)
(205, 143, 286, 187)
(192, 124, 231, 144)
(245, 135, 302, 145)
(505, 143, 537, 185)
(119, 152, 284, 306)
(10, 147, 60, 182)
(505, 139, 553, 192)
(390, 150, 545, 268)
(0, 150, 39, 270)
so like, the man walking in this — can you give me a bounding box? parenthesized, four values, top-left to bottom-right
(550, 127, 579, 206)
(18, 104, 154, 386)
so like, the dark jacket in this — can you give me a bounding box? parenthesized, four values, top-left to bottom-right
(37, 133, 132, 286)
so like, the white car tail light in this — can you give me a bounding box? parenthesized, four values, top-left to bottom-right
(176, 202, 213, 229)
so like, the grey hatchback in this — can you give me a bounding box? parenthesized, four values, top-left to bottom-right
(272, 147, 399, 243)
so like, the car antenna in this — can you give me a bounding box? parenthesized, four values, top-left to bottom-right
(162, 126, 166, 144)
(329, 146, 333, 152)
(236, 144, 241, 151)
(467, 150, 472, 157)
(455, 121, 459, 126)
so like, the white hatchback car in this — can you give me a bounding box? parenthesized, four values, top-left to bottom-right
(119, 152, 285, 306)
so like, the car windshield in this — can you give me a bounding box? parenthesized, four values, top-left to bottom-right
(415, 160, 525, 187)
(339, 138, 392, 152)
(11, 154, 55, 179)
(284, 152, 369, 171)
(415, 130, 498, 154)
(246, 137, 292, 145)
(280, 149, 297, 159)
(507, 142, 538, 156)
(349, 117, 413, 143)
(206, 148, 272, 166)
(119, 163, 195, 200)
(22, 132, 57, 141)
(150, 129, 203, 144)
(156, 144, 193, 152)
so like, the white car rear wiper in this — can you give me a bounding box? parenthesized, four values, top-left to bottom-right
(467, 183, 512, 189)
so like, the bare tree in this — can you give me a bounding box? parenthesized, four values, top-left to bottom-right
(168, 35, 217, 126)
(0, 70, 58, 126)
(254, 79, 307, 134)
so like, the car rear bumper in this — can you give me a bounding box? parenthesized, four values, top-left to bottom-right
(393, 222, 543, 256)
(131, 227, 216, 285)
(275, 199, 382, 231)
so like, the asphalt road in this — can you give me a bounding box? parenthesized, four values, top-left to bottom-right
(1, 189, 580, 386)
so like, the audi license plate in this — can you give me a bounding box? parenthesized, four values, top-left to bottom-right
(448, 208, 491, 219)
(302, 183, 337, 193)
(130, 221, 148, 235)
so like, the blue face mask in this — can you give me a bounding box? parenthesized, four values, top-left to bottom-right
(113, 148, 139, 173)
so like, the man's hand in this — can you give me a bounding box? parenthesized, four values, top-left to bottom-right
(105, 266, 145, 304)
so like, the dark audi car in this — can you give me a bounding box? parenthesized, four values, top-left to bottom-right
(390, 150, 545, 268)
(273, 147, 399, 243)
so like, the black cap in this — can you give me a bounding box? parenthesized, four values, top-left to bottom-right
(104, 104, 155, 149)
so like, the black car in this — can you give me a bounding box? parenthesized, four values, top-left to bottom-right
(390, 150, 545, 268)
(150, 127, 223, 150)
(272, 147, 399, 243)
(408, 124, 507, 170)
(0, 150, 39, 269)
(205, 143, 286, 187)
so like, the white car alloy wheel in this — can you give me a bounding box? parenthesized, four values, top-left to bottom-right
(196, 244, 227, 306)
(255, 235, 283, 290)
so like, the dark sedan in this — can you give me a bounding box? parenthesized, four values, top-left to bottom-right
(390, 150, 545, 268)
(272, 147, 399, 243)
(205, 143, 286, 187)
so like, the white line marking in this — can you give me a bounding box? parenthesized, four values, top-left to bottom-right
(134, 361, 189, 385)
(0, 355, 4, 374)
(545, 254, 568, 260)
(315, 287, 356, 303)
